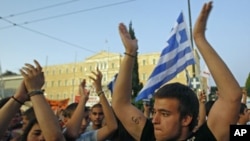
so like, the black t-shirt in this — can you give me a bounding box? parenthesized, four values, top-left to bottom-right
(140, 119, 216, 141)
(140, 119, 155, 141)
(187, 122, 217, 141)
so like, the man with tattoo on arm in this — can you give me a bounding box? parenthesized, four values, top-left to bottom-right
(112, 1, 242, 141)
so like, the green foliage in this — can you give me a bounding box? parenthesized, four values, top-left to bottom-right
(245, 72, 250, 97)
(1, 70, 17, 76)
(129, 21, 136, 40)
(128, 21, 143, 109)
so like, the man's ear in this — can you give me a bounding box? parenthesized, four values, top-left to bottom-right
(182, 115, 193, 127)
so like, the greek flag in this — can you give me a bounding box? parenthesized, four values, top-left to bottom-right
(135, 12, 195, 101)
(107, 73, 118, 95)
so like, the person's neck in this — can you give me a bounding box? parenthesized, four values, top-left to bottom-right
(177, 127, 192, 141)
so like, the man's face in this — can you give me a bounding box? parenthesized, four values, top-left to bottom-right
(89, 107, 104, 126)
(27, 123, 45, 141)
(152, 98, 191, 141)
(10, 112, 22, 128)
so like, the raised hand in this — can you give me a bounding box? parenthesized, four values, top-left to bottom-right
(78, 79, 89, 102)
(20, 60, 44, 92)
(89, 67, 103, 92)
(193, 1, 213, 38)
(119, 23, 138, 54)
(198, 90, 207, 103)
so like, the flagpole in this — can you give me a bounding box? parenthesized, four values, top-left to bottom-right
(187, 0, 196, 77)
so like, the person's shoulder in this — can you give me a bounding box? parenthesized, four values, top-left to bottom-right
(76, 131, 97, 141)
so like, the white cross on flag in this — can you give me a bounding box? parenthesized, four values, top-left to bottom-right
(190, 77, 200, 89)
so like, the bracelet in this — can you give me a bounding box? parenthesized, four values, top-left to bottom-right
(28, 90, 44, 97)
(97, 91, 104, 96)
(124, 52, 136, 58)
(11, 96, 24, 105)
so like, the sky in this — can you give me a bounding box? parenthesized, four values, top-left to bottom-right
(0, 0, 249, 87)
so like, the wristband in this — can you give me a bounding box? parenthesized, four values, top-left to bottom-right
(28, 90, 44, 97)
(11, 96, 24, 105)
(124, 52, 136, 58)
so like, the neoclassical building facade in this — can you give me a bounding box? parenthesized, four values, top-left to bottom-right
(1, 50, 206, 104)
(43, 50, 203, 103)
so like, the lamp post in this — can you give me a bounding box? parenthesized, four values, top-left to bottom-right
(187, 0, 196, 77)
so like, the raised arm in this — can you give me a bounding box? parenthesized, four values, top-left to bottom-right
(64, 79, 89, 139)
(111, 23, 147, 141)
(0, 81, 28, 137)
(193, 2, 242, 141)
(89, 67, 117, 141)
(20, 60, 66, 141)
(194, 90, 207, 132)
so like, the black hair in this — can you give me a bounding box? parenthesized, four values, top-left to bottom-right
(20, 118, 38, 141)
(240, 103, 247, 115)
(63, 103, 78, 118)
(22, 107, 35, 121)
(90, 103, 102, 112)
(63, 103, 90, 118)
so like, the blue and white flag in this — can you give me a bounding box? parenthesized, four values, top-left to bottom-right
(135, 12, 196, 101)
(107, 73, 118, 95)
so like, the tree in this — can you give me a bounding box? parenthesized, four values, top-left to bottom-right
(245, 72, 250, 97)
(128, 21, 143, 108)
(1, 70, 17, 76)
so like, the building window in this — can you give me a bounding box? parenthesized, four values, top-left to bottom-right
(104, 62, 107, 69)
(143, 60, 146, 66)
(153, 59, 156, 65)
(100, 63, 103, 69)
(51, 81, 54, 87)
(58, 80, 61, 86)
(65, 80, 67, 86)
(66, 68, 68, 74)
(112, 63, 114, 69)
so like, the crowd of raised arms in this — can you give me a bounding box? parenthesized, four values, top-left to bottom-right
(1, 2, 249, 141)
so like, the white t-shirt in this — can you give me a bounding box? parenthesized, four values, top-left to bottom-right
(76, 130, 98, 141)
